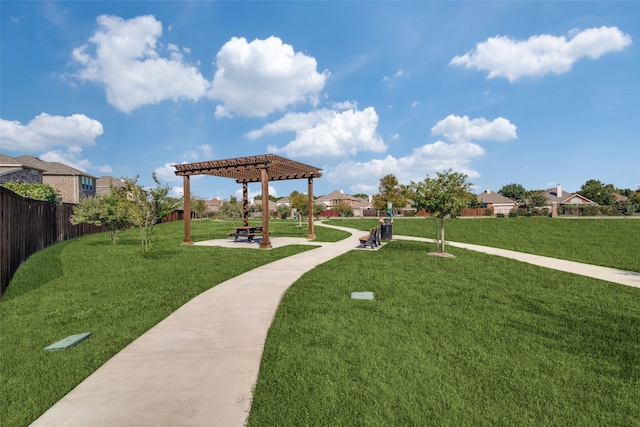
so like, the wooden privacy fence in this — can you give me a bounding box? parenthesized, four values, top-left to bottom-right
(0, 186, 105, 298)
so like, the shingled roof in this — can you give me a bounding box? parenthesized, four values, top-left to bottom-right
(14, 155, 96, 178)
(173, 154, 322, 183)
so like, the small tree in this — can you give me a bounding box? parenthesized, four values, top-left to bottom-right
(372, 174, 410, 215)
(528, 191, 548, 214)
(192, 197, 207, 219)
(289, 190, 308, 225)
(409, 169, 472, 254)
(123, 174, 178, 253)
(71, 185, 130, 244)
(218, 196, 243, 219)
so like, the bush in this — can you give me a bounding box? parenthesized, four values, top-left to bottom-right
(508, 209, 519, 218)
(485, 208, 494, 216)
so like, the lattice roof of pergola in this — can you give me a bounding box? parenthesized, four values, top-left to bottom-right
(172, 154, 322, 183)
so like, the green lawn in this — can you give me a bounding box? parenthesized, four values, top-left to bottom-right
(248, 240, 640, 426)
(0, 219, 347, 427)
(2, 218, 639, 426)
(325, 217, 640, 272)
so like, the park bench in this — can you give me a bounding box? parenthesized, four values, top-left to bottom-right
(358, 227, 380, 249)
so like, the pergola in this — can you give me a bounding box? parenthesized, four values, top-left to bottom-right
(173, 154, 322, 249)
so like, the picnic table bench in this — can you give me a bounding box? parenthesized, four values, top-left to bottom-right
(228, 226, 263, 242)
(358, 226, 380, 249)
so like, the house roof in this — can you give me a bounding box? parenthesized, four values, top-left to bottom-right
(0, 153, 46, 172)
(477, 189, 518, 205)
(96, 176, 125, 188)
(541, 187, 596, 205)
(173, 154, 322, 183)
(14, 155, 96, 178)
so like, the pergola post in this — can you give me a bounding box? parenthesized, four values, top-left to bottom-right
(182, 175, 193, 245)
(242, 182, 249, 226)
(259, 168, 272, 249)
(307, 177, 316, 240)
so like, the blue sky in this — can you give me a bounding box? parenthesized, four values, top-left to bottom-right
(2, 1, 638, 200)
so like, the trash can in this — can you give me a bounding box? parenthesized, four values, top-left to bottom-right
(380, 222, 393, 240)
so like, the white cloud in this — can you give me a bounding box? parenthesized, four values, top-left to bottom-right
(383, 69, 406, 83)
(183, 144, 213, 160)
(431, 114, 517, 143)
(250, 107, 386, 158)
(450, 26, 632, 82)
(210, 36, 329, 117)
(154, 162, 182, 183)
(71, 14, 211, 113)
(332, 100, 357, 110)
(170, 186, 183, 197)
(326, 140, 485, 192)
(0, 112, 103, 151)
(40, 148, 112, 174)
(235, 186, 277, 200)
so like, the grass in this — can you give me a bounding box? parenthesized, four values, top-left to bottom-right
(248, 240, 640, 426)
(0, 219, 348, 427)
(325, 217, 640, 272)
(3, 217, 639, 426)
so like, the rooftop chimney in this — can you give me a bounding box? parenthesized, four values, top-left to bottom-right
(486, 188, 491, 194)
(556, 184, 562, 197)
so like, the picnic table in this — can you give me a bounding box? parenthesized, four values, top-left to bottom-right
(229, 226, 263, 242)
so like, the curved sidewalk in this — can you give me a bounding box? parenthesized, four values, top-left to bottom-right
(30, 224, 362, 427)
(30, 225, 640, 426)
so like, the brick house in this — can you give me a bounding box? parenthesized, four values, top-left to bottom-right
(477, 188, 518, 216)
(15, 155, 97, 203)
(96, 176, 125, 196)
(0, 153, 46, 184)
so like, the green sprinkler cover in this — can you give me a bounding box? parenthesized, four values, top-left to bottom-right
(44, 332, 92, 351)
(350, 291, 374, 300)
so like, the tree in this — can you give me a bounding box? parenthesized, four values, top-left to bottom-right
(71, 185, 130, 244)
(409, 169, 472, 254)
(528, 191, 548, 213)
(1, 182, 59, 203)
(218, 196, 243, 219)
(123, 174, 179, 253)
(498, 183, 527, 204)
(352, 193, 369, 199)
(372, 174, 410, 215)
(578, 179, 617, 206)
(191, 197, 207, 219)
(289, 191, 307, 213)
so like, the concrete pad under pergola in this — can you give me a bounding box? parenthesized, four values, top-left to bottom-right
(173, 154, 322, 249)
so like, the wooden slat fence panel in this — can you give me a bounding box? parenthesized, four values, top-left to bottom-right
(0, 187, 105, 298)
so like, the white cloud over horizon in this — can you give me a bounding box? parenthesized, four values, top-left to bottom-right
(450, 26, 632, 82)
(249, 107, 386, 158)
(210, 36, 329, 118)
(325, 113, 518, 192)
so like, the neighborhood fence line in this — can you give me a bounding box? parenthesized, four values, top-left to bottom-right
(0, 186, 105, 298)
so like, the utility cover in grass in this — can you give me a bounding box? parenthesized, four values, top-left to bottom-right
(44, 332, 92, 351)
(351, 291, 374, 300)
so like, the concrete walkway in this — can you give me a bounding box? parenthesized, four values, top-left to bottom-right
(30, 224, 640, 426)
